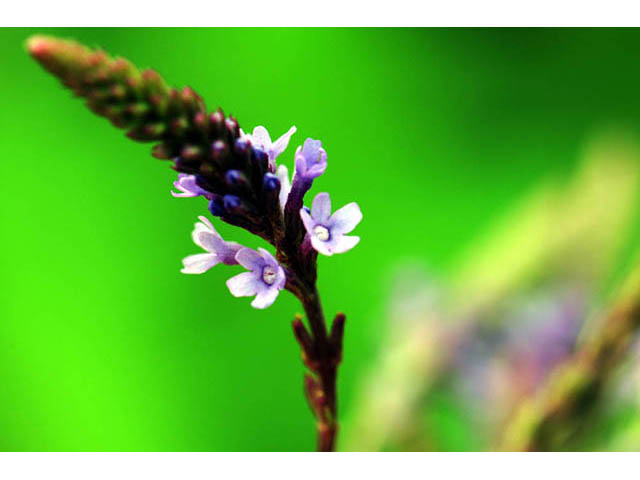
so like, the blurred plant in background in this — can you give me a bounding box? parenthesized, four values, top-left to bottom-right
(343, 131, 640, 451)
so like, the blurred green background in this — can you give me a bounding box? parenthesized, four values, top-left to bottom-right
(2, 28, 640, 451)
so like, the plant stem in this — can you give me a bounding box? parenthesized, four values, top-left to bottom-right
(300, 287, 339, 452)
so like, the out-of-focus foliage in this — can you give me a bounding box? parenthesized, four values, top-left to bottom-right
(343, 133, 640, 451)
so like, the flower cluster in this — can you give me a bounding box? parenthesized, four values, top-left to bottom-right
(28, 35, 358, 450)
(177, 126, 362, 308)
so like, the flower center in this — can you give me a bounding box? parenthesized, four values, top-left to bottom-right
(262, 266, 277, 285)
(313, 225, 330, 241)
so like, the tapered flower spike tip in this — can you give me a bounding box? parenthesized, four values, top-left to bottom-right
(26, 35, 52, 57)
(26, 35, 285, 240)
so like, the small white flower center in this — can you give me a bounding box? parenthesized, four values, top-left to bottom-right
(262, 266, 277, 285)
(313, 225, 330, 242)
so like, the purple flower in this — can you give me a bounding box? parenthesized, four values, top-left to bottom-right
(226, 247, 286, 309)
(300, 192, 362, 256)
(294, 138, 327, 182)
(171, 174, 211, 199)
(276, 164, 291, 209)
(181, 216, 243, 274)
(241, 125, 296, 172)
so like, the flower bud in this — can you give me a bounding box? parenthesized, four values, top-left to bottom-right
(225, 116, 239, 138)
(208, 196, 225, 217)
(181, 145, 201, 161)
(253, 147, 269, 171)
(211, 140, 228, 161)
(234, 137, 250, 156)
(223, 194, 241, 212)
(225, 169, 250, 188)
(263, 173, 280, 192)
(209, 109, 225, 136)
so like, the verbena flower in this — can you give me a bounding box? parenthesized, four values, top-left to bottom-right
(181, 216, 243, 274)
(241, 125, 296, 172)
(171, 173, 212, 198)
(300, 192, 362, 256)
(226, 247, 286, 309)
(294, 138, 327, 182)
(29, 36, 357, 450)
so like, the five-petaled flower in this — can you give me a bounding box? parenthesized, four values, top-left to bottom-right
(171, 173, 212, 199)
(241, 125, 297, 172)
(300, 192, 362, 256)
(294, 138, 327, 182)
(226, 247, 286, 309)
(181, 216, 243, 274)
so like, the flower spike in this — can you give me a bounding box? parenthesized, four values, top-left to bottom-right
(28, 35, 359, 451)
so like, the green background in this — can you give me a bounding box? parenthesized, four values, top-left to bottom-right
(2, 28, 640, 451)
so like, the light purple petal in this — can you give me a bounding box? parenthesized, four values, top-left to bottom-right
(270, 126, 296, 159)
(300, 208, 316, 234)
(197, 215, 214, 231)
(235, 247, 264, 272)
(257, 247, 279, 269)
(251, 286, 280, 309)
(192, 219, 220, 251)
(331, 235, 360, 254)
(171, 174, 209, 198)
(276, 165, 291, 209)
(306, 161, 327, 178)
(171, 190, 198, 198)
(181, 253, 219, 274)
(217, 241, 243, 266)
(250, 126, 271, 149)
(226, 271, 259, 297)
(294, 138, 328, 181)
(328, 202, 362, 235)
(310, 235, 334, 256)
(197, 231, 226, 254)
(294, 153, 308, 178)
(300, 138, 324, 163)
(274, 265, 286, 290)
(312, 192, 332, 223)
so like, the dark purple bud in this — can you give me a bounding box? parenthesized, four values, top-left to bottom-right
(253, 147, 268, 169)
(263, 173, 280, 192)
(223, 194, 241, 211)
(208, 197, 225, 217)
(194, 174, 209, 190)
(234, 137, 250, 156)
(225, 169, 245, 186)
